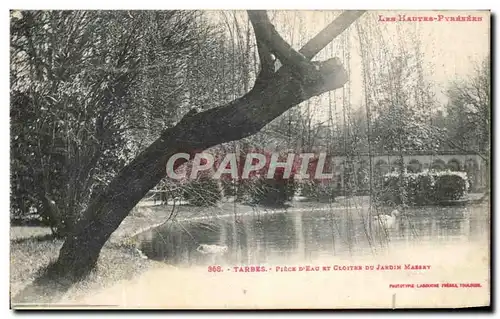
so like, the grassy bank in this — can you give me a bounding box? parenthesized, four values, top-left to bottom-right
(10, 200, 306, 302)
(9, 202, 188, 302)
(10, 237, 166, 303)
(10, 194, 486, 305)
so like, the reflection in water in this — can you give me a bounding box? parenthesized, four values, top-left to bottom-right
(136, 204, 490, 266)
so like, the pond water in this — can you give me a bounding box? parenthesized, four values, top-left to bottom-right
(135, 201, 490, 266)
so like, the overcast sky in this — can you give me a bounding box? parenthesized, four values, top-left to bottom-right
(210, 10, 489, 122)
(363, 10, 490, 104)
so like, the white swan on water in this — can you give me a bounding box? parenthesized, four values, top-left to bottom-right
(374, 209, 400, 228)
(196, 244, 228, 255)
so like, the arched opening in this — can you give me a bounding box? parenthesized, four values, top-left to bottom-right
(335, 173, 343, 191)
(430, 159, 446, 171)
(374, 159, 389, 176)
(374, 160, 388, 187)
(465, 159, 479, 192)
(407, 159, 422, 173)
(356, 160, 368, 192)
(342, 160, 355, 195)
(447, 158, 461, 171)
(391, 158, 404, 172)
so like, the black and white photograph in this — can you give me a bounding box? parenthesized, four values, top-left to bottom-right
(9, 8, 491, 309)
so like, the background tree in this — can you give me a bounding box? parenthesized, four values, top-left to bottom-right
(13, 10, 364, 302)
(369, 54, 442, 154)
(444, 55, 490, 155)
(443, 55, 490, 191)
(10, 11, 214, 236)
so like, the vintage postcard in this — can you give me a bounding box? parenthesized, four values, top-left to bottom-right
(10, 9, 491, 309)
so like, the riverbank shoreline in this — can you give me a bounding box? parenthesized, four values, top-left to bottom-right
(10, 194, 488, 306)
(14, 239, 491, 309)
(10, 200, 337, 302)
(8, 198, 371, 303)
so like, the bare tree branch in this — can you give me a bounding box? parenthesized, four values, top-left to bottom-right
(254, 39, 275, 80)
(247, 10, 313, 76)
(246, 12, 274, 82)
(299, 10, 366, 59)
(248, 10, 363, 89)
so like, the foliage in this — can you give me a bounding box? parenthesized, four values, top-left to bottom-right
(377, 170, 469, 206)
(300, 180, 336, 203)
(434, 174, 468, 201)
(248, 176, 297, 206)
(182, 178, 222, 207)
(369, 54, 443, 153)
(404, 173, 435, 206)
(445, 55, 490, 155)
(10, 10, 217, 235)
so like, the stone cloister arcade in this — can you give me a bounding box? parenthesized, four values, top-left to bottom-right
(330, 152, 488, 193)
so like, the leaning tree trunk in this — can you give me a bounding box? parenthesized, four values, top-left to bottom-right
(53, 64, 349, 278)
(14, 10, 365, 302)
